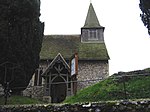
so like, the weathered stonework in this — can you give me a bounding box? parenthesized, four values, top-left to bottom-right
(77, 60, 109, 90)
(23, 86, 44, 100)
(1, 100, 150, 112)
(0, 84, 4, 96)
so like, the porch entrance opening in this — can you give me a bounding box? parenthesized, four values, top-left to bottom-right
(51, 76, 67, 103)
(42, 53, 72, 103)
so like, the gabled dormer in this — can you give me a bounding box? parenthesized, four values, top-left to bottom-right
(81, 3, 105, 43)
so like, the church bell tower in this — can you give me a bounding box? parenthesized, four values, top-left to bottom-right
(81, 3, 105, 43)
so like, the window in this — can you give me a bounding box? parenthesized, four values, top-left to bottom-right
(88, 30, 98, 40)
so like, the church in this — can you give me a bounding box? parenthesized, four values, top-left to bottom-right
(23, 3, 110, 103)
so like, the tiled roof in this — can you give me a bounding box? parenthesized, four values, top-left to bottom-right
(83, 3, 102, 28)
(40, 35, 109, 60)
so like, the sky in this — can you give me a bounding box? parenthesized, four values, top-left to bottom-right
(40, 0, 150, 75)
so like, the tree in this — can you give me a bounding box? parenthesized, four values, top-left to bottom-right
(139, 0, 150, 35)
(0, 0, 44, 94)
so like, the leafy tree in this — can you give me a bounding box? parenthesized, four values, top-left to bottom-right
(139, 0, 150, 35)
(0, 0, 44, 94)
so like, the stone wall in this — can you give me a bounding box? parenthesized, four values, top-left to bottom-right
(23, 86, 44, 100)
(0, 84, 4, 96)
(0, 100, 150, 112)
(114, 68, 150, 76)
(77, 60, 109, 90)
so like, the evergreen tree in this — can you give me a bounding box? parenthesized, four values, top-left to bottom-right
(0, 0, 44, 94)
(139, 0, 150, 35)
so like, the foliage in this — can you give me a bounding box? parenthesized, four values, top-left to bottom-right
(139, 0, 150, 35)
(64, 75, 150, 103)
(0, 0, 44, 94)
(0, 95, 44, 105)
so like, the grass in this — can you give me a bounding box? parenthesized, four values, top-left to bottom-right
(64, 75, 150, 103)
(1, 74, 149, 105)
(0, 95, 45, 105)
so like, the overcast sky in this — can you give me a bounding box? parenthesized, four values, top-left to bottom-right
(40, 0, 150, 75)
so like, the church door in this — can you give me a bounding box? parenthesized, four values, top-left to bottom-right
(51, 76, 67, 103)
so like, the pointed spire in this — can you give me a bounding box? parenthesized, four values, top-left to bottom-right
(83, 3, 101, 28)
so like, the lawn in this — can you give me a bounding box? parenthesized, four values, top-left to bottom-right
(64, 75, 150, 103)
